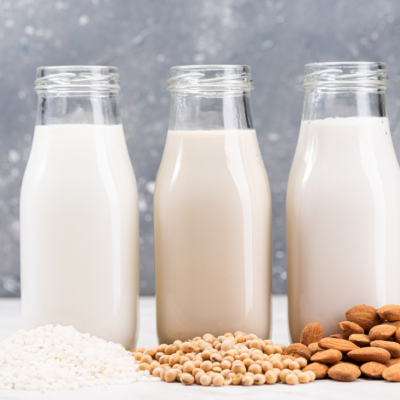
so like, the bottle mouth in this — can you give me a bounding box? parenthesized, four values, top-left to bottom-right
(302, 62, 388, 91)
(167, 65, 253, 93)
(35, 66, 120, 94)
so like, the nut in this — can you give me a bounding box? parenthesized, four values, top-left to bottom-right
(370, 340, 400, 358)
(369, 325, 397, 341)
(328, 362, 361, 382)
(338, 321, 364, 335)
(385, 358, 400, 368)
(347, 347, 391, 363)
(345, 305, 380, 332)
(348, 334, 371, 347)
(302, 362, 329, 379)
(383, 364, 400, 382)
(330, 334, 349, 340)
(382, 321, 400, 329)
(308, 342, 324, 355)
(300, 323, 324, 346)
(310, 349, 342, 364)
(283, 343, 311, 361)
(360, 362, 387, 379)
(318, 338, 359, 353)
(396, 328, 400, 344)
(377, 305, 400, 322)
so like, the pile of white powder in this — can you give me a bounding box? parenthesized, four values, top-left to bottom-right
(0, 324, 160, 391)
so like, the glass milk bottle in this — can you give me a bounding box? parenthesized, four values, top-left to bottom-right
(154, 65, 271, 344)
(287, 62, 400, 342)
(20, 66, 139, 348)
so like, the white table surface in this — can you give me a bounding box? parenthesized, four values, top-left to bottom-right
(0, 295, 399, 399)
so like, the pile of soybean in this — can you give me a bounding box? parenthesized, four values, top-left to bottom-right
(132, 332, 316, 387)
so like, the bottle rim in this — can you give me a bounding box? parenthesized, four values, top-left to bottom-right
(167, 65, 253, 93)
(35, 66, 120, 93)
(302, 62, 388, 90)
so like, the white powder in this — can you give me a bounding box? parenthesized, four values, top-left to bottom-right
(0, 324, 160, 391)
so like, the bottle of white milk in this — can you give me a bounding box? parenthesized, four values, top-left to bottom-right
(154, 65, 272, 343)
(20, 66, 139, 348)
(287, 62, 400, 342)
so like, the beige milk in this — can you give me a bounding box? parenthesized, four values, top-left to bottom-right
(20, 124, 139, 348)
(154, 129, 271, 344)
(287, 117, 400, 342)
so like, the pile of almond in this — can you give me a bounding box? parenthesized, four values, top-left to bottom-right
(294, 304, 400, 382)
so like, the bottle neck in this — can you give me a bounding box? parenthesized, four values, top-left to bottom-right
(168, 92, 254, 131)
(302, 89, 387, 121)
(36, 92, 121, 126)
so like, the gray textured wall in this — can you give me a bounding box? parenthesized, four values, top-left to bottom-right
(1, 0, 400, 296)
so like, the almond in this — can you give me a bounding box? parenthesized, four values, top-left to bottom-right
(348, 334, 371, 347)
(283, 343, 311, 361)
(370, 340, 400, 358)
(345, 305, 380, 332)
(369, 325, 396, 341)
(319, 338, 359, 353)
(360, 361, 387, 379)
(395, 328, 400, 344)
(382, 321, 400, 329)
(385, 358, 400, 367)
(347, 347, 391, 363)
(300, 322, 324, 346)
(310, 349, 342, 364)
(383, 363, 400, 381)
(328, 362, 361, 382)
(338, 321, 364, 335)
(308, 342, 324, 355)
(377, 305, 400, 322)
(340, 355, 363, 365)
(330, 334, 349, 340)
(302, 362, 329, 379)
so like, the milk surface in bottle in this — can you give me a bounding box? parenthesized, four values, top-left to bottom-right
(287, 62, 400, 342)
(20, 66, 139, 348)
(155, 65, 271, 344)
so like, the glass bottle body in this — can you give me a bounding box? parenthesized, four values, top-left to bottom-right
(20, 67, 139, 347)
(287, 63, 400, 341)
(154, 66, 271, 343)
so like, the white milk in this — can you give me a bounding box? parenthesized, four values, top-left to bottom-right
(20, 124, 139, 348)
(287, 117, 400, 342)
(154, 129, 271, 344)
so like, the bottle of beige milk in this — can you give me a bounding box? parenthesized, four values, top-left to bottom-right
(154, 65, 271, 344)
(287, 62, 400, 342)
(20, 66, 139, 348)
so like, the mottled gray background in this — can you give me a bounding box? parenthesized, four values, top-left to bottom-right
(1, 0, 400, 296)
